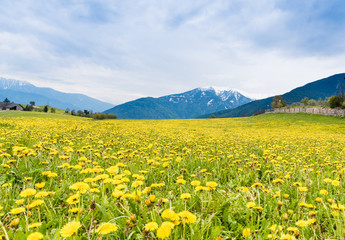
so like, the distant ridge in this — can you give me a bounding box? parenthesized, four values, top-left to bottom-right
(198, 73, 345, 118)
(104, 87, 253, 119)
(0, 77, 114, 112)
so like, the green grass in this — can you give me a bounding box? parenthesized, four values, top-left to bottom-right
(0, 111, 81, 119)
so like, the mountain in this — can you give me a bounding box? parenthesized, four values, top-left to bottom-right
(0, 78, 114, 112)
(198, 73, 345, 118)
(104, 87, 253, 119)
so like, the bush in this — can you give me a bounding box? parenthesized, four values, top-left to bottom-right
(328, 96, 343, 108)
(92, 113, 117, 120)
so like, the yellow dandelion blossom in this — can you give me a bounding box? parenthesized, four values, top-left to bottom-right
(242, 227, 251, 238)
(15, 199, 25, 205)
(295, 220, 309, 227)
(178, 211, 197, 224)
(66, 193, 80, 205)
(298, 187, 308, 192)
(144, 222, 158, 231)
(70, 182, 90, 192)
(35, 182, 46, 189)
(246, 202, 255, 208)
(132, 180, 143, 188)
(68, 208, 82, 213)
(320, 189, 328, 195)
(332, 180, 340, 186)
(176, 179, 186, 184)
(60, 220, 82, 238)
(112, 190, 124, 199)
(28, 222, 42, 229)
(10, 218, 20, 226)
(20, 188, 37, 197)
(27, 232, 44, 240)
(180, 193, 191, 200)
(28, 200, 44, 209)
(161, 209, 180, 222)
(206, 181, 218, 190)
(10, 207, 25, 215)
(95, 222, 118, 235)
(191, 181, 201, 186)
(157, 221, 174, 239)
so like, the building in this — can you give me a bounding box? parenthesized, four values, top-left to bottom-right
(0, 102, 23, 111)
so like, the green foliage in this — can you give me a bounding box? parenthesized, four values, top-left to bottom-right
(23, 104, 34, 111)
(3, 98, 10, 103)
(43, 105, 48, 112)
(92, 113, 117, 120)
(328, 95, 343, 108)
(271, 95, 287, 109)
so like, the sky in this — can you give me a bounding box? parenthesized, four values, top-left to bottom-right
(1, 0, 345, 105)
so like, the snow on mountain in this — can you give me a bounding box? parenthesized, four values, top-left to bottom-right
(0, 77, 114, 112)
(0, 78, 31, 90)
(105, 86, 253, 119)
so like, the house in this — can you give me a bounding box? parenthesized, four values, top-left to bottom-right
(0, 102, 23, 111)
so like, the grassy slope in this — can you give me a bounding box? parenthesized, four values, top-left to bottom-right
(1, 110, 343, 126)
(0, 111, 81, 119)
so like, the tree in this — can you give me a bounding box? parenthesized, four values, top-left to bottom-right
(271, 95, 287, 109)
(328, 96, 342, 108)
(209, 114, 216, 119)
(3, 98, 10, 103)
(43, 105, 48, 112)
(23, 104, 33, 111)
(300, 97, 309, 105)
(30, 101, 35, 106)
(51, 108, 56, 113)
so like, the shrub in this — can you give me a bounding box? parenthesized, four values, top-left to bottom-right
(328, 96, 342, 108)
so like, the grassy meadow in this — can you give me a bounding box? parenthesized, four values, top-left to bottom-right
(0, 111, 344, 239)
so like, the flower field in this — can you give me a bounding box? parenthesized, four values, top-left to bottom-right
(0, 112, 345, 239)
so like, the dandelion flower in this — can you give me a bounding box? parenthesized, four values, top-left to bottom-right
(144, 222, 158, 231)
(70, 182, 90, 193)
(66, 193, 80, 205)
(20, 188, 37, 197)
(178, 211, 197, 224)
(157, 222, 174, 239)
(180, 193, 191, 200)
(35, 182, 46, 189)
(28, 200, 44, 209)
(10, 207, 25, 215)
(29, 222, 42, 229)
(60, 220, 82, 238)
(242, 227, 250, 238)
(191, 181, 201, 186)
(95, 222, 118, 235)
(206, 181, 218, 190)
(161, 209, 179, 222)
(27, 232, 44, 240)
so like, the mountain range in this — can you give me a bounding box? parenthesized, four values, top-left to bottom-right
(0, 78, 114, 112)
(104, 87, 253, 119)
(199, 73, 345, 118)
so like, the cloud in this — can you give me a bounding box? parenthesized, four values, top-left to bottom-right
(0, 0, 345, 104)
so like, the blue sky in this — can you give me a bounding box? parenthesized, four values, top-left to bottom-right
(1, 0, 345, 104)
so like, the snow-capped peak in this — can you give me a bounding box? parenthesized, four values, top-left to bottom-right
(198, 86, 253, 101)
(0, 77, 30, 90)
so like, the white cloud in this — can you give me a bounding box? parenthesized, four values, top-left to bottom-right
(0, 0, 345, 105)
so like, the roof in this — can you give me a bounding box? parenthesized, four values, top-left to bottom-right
(0, 102, 22, 108)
